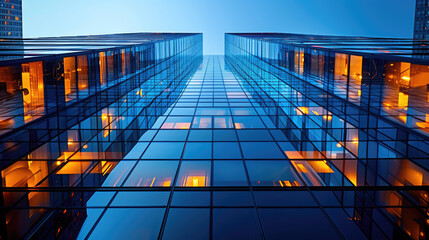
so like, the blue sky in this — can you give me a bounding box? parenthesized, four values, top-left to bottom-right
(23, 0, 415, 54)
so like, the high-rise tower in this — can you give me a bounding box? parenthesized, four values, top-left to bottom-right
(0, 0, 22, 38)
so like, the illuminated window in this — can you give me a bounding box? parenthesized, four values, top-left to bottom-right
(176, 161, 210, 187)
(125, 161, 178, 187)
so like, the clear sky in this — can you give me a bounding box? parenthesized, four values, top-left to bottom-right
(23, 0, 416, 54)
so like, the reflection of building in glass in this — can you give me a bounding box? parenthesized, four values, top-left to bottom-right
(0, 0, 23, 60)
(414, 0, 429, 57)
(0, 0, 22, 38)
(1, 32, 429, 240)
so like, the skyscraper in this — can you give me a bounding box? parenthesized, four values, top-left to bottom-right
(0, 0, 22, 38)
(414, 0, 429, 57)
(0, 32, 428, 240)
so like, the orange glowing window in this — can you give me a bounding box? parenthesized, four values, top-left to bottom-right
(124, 161, 178, 187)
(295, 163, 309, 173)
(185, 176, 206, 187)
(308, 161, 335, 173)
(162, 180, 172, 187)
(297, 107, 309, 115)
(398, 92, 408, 108)
(56, 161, 92, 175)
(284, 151, 304, 159)
(176, 161, 210, 187)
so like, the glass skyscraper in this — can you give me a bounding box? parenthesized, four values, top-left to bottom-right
(0, 32, 428, 240)
(0, 0, 22, 38)
(414, 0, 429, 57)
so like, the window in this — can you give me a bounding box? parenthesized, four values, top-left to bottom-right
(183, 142, 212, 159)
(213, 161, 247, 186)
(240, 142, 284, 159)
(162, 209, 210, 240)
(125, 161, 178, 187)
(89, 208, 165, 240)
(213, 142, 242, 159)
(213, 208, 261, 240)
(176, 161, 211, 187)
(233, 116, 265, 129)
(111, 191, 170, 206)
(141, 142, 185, 159)
(246, 161, 301, 186)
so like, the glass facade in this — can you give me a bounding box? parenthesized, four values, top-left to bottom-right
(1, 32, 428, 240)
(414, 0, 429, 57)
(0, 0, 22, 38)
(0, 33, 202, 239)
(225, 33, 429, 240)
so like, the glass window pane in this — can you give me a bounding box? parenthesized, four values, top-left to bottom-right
(102, 161, 136, 187)
(196, 107, 230, 115)
(161, 116, 192, 129)
(124, 142, 149, 159)
(237, 130, 273, 141)
(213, 208, 261, 240)
(214, 116, 234, 128)
(183, 142, 212, 159)
(213, 130, 237, 141)
(162, 208, 209, 240)
(188, 130, 212, 141)
(89, 208, 165, 240)
(213, 191, 254, 207)
(111, 191, 170, 206)
(154, 130, 188, 141)
(176, 161, 211, 187)
(138, 130, 157, 141)
(230, 108, 258, 115)
(246, 161, 302, 186)
(258, 209, 341, 240)
(213, 161, 247, 186)
(192, 116, 212, 128)
(125, 161, 178, 187)
(171, 191, 210, 207)
(169, 107, 195, 116)
(213, 142, 242, 159)
(253, 191, 317, 206)
(240, 142, 284, 159)
(141, 142, 184, 159)
(233, 116, 265, 129)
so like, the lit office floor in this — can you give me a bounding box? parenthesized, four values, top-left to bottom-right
(77, 56, 366, 240)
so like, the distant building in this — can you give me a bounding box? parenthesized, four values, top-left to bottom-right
(0, 0, 22, 38)
(413, 0, 429, 57)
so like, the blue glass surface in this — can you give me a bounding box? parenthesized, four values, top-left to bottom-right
(213, 161, 248, 186)
(213, 208, 261, 240)
(89, 208, 165, 240)
(162, 208, 210, 240)
(213, 142, 242, 159)
(141, 142, 185, 159)
(240, 142, 285, 159)
(246, 161, 300, 186)
(183, 142, 212, 159)
(125, 161, 178, 187)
